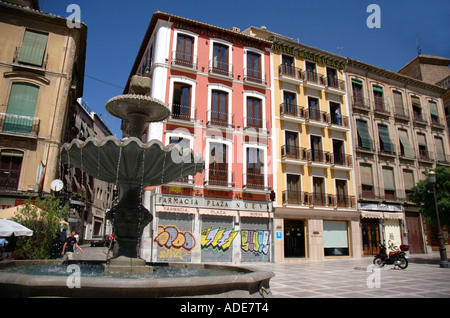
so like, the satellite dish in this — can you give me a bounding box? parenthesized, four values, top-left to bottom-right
(51, 179, 64, 192)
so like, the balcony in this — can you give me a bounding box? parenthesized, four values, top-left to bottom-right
(311, 192, 335, 207)
(358, 186, 382, 201)
(282, 190, 310, 206)
(351, 96, 371, 112)
(378, 147, 396, 157)
(206, 110, 234, 129)
(307, 149, 332, 166)
(243, 68, 266, 86)
(394, 106, 410, 122)
(171, 51, 198, 71)
(331, 153, 353, 170)
(436, 153, 450, 166)
(430, 116, 445, 130)
(325, 77, 346, 95)
(243, 116, 269, 134)
(243, 173, 271, 191)
(280, 103, 306, 123)
(13, 46, 48, 71)
(209, 60, 233, 79)
(281, 145, 308, 164)
(306, 108, 329, 127)
(0, 113, 39, 138)
(412, 113, 428, 127)
(335, 195, 356, 209)
(204, 169, 235, 188)
(302, 70, 326, 90)
(373, 98, 390, 116)
(328, 112, 349, 131)
(418, 149, 434, 164)
(278, 64, 303, 84)
(168, 104, 196, 123)
(0, 169, 20, 191)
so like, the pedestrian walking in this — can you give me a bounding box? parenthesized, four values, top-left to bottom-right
(61, 231, 83, 260)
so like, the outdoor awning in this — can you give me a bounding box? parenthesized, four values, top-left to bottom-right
(360, 211, 404, 220)
(0, 219, 33, 236)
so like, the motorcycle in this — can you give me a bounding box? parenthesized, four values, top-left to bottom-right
(373, 244, 409, 269)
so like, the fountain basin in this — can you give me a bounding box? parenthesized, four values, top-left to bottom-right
(0, 260, 274, 298)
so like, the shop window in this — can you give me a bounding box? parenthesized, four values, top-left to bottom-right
(323, 221, 349, 256)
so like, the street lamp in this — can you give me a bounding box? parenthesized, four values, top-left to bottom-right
(428, 170, 449, 268)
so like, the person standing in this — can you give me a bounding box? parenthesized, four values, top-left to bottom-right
(61, 231, 83, 260)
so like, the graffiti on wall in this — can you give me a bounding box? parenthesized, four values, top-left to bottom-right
(154, 225, 196, 251)
(241, 230, 270, 255)
(201, 227, 239, 253)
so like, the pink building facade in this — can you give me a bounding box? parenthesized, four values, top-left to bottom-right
(125, 12, 274, 263)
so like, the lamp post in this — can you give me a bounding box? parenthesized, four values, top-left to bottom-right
(428, 170, 449, 268)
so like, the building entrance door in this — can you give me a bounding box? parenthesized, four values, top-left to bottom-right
(284, 219, 305, 258)
(362, 218, 380, 255)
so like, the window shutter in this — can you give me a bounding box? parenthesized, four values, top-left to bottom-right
(429, 101, 439, 117)
(398, 130, 414, 158)
(360, 164, 373, 186)
(403, 170, 414, 190)
(382, 167, 395, 190)
(18, 30, 48, 66)
(378, 125, 394, 153)
(435, 137, 446, 161)
(356, 120, 373, 150)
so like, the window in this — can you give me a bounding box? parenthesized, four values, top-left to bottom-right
(312, 177, 325, 206)
(323, 221, 349, 256)
(209, 143, 228, 185)
(360, 164, 374, 198)
(169, 136, 190, 149)
(398, 129, 414, 158)
(17, 29, 48, 67)
(308, 97, 321, 121)
(382, 166, 395, 199)
(429, 101, 440, 125)
(175, 34, 195, 67)
(326, 68, 338, 88)
(281, 55, 295, 76)
(246, 51, 261, 82)
(356, 120, 373, 150)
(4, 82, 39, 135)
(417, 133, 429, 160)
(212, 43, 229, 75)
(352, 79, 364, 106)
(305, 62, 317, 82)
(373, 85, 384, 111)
(282, 91, 298, 116)
(411, 96, 423, 120)
(285, 131, 299, 159)
(285, 174, 301, 205)
(335, 180, 348, 207)
(310, 135, 323, 163)
(332, 139, 345, 165)
(378, 124, 394, 154)
(246, 97, 262, 128)
(329, 102, 342, 126)
(403, 170, 415, 200)
(435, 137, 446, 162)
(211, 90, 228, 126)
(246, 148, 264, 188)
(393, 91, 405, 116)
(172, 83, 191, 121)
(0, 150, 23, 190)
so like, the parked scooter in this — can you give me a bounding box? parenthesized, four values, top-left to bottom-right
(373, 244, 409, 269)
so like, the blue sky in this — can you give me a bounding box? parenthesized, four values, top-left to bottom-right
(40, 0, 450, 138)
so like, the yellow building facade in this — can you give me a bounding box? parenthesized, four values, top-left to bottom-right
(242, 27, 362, 261)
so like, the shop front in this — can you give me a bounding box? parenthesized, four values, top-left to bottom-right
(273, 207, 361, 262)
(142, 193, 273, 264)
(360, 203, 405, 255)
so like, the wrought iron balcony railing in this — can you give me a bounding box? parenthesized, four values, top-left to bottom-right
(0, 113, 40, 137)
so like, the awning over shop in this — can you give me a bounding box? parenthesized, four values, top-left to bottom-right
(360, 210, 404, 220)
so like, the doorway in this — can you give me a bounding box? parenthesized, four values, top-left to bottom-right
(284, 219, 306, 258)
(362, 218, 380, 255)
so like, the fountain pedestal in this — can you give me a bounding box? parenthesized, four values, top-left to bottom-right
(104, 256, 153, 274)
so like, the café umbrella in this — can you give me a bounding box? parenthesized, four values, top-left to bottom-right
(0, 219, 33, 237)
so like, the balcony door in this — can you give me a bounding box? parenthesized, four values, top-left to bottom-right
(209, 143, 227, 185)
(332, 139, 344, 165)
(310, 135, 322, 162)
(246, 148, 263, 188)
(286, 174, 301, 205)
(211, 90, 228, 126)
(247, 97, 262, 128)
(212, 43, 229, 75)
(285, 131, 299, 159)
(176, 34, 194, 67)
(335, 180, 348, 207)
(172, 83, 191, 120)
(4, 82, 39, 135)
(0, 150, 23, 190)
(247, 51, 261, 81)
(312, 177, 325, 206)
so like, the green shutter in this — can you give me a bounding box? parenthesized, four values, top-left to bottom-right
(382, 167, 395, 190)
(398, 130, 414, 159)
(356, 120, 373, 150)
(18, 30, 48, 66)
(429, 102, 439, 117)
(4, 82, 39, 135)
(373, 85, 383, 93)
(378, 125, 394, 153)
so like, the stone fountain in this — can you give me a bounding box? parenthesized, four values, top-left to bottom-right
(61, 76, 203, 273)
(0, 75, 274, 298)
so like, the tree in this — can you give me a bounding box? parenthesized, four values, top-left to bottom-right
(408, 166, 450, 227)
(12, 194, 68, 259)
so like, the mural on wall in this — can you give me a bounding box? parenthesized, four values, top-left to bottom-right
(241, 229, 270, 255)
(154, 225, 196, 251)
(201, 227, 239, 253)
